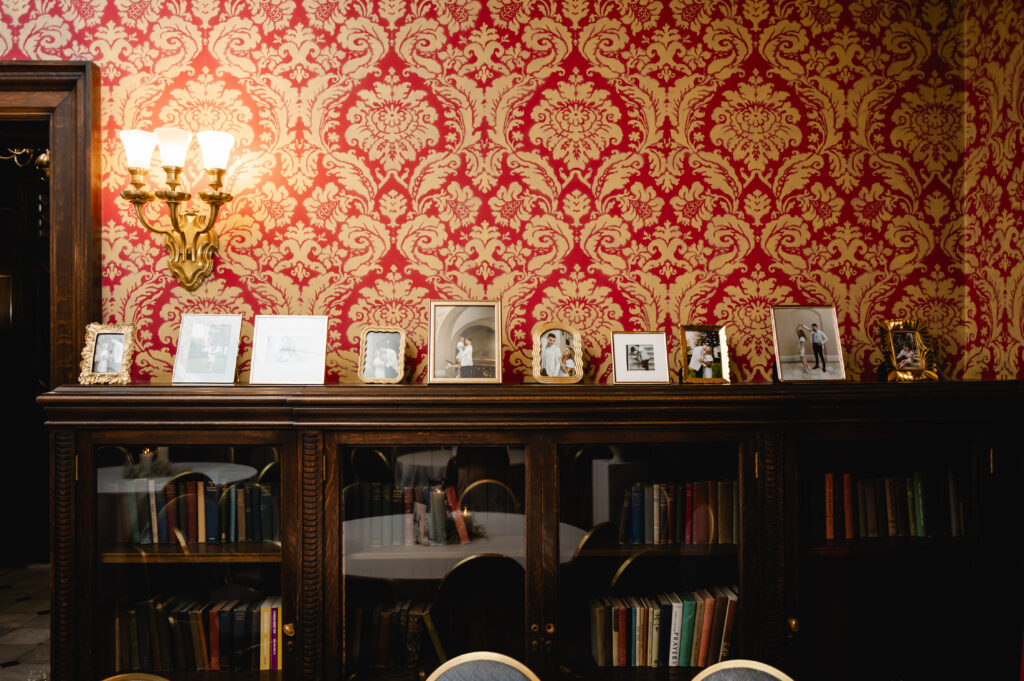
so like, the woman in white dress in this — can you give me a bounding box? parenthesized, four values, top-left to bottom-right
(796, 326, 810, 373)
(558, 347, 575, 377)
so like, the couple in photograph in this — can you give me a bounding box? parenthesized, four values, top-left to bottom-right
(445, 336, 474, 377)
(796, 323, 828, 373)
(540, 333, 575, 377)
(371, 345, 401, 379)
(688, 343, 715, 378)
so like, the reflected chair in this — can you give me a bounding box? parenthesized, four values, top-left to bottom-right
(458, 478, 521, 514)
(101, 674, 173, 681)
(691, 659, 795, 681)
(350, 447, 393, 483)
(426, 651, 541, 681)
(432, 553, 525, 659)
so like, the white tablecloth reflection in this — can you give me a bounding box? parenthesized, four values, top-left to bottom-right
(96, 462, 258, 493)
(342, 511, 586, 579)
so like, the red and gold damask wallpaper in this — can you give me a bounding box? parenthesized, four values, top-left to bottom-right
(2, 0, 1021, 382)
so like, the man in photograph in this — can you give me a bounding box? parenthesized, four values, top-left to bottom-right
(800, 323, 828, 372)
(541, 332, 561, 377)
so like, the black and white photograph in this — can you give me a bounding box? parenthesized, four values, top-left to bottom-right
(611, 331, 670, 384)
(770, 305, 846, 381)
(172, 313, 243, 383)
(78, 322, 136, 385)
(532, 322, 583, 383)
(359, 327, 406, 383)
(428, 301, 501, 383)
(682, 324, 730, 383)
(249, 315, 329, 384)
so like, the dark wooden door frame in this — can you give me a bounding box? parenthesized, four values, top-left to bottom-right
(0, 61, 100, 386)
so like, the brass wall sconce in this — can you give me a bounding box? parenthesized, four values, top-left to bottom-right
(119, 127, 234, 291)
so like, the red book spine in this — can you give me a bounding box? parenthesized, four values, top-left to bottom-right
(187, 481, 199, 544)
(617, 604, 627, 666)
(665, 485, 675, 544)
(208, 607, 220, 670)
(445, 487, 470, 544)
(692, 482, 709, 544)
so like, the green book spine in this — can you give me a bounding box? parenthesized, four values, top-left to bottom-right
(912, 471, 927, 537)
(678, 595, 696, 667)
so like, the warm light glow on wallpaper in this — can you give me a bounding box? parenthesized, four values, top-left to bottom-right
(2, 0, 1020, 382)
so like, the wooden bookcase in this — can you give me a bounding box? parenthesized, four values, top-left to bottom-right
(40, 381, 1022, 681)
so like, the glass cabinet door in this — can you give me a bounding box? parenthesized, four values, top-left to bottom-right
(339, 442, 527, 680)
(557, 438, 743, 678)
(92, 441, 285, 679)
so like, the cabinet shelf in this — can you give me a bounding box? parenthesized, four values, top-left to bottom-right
(562, 665, 701, 680)
(575, 544, 738, 559)
(100, 541, 283, 564)
(802, 536, 968, 558)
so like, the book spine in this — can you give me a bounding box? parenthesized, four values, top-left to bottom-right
(644, 484, 654, 545)
(229, 486, 237, 543)
(652, 484, 661, 545)
(270, 600, 279, 670)
(666, 485, 676, 544)
(205, 482, 219, 544)
(187, 481, 199, 544)
(197, 481, 206, 544)
(684, 483, 693, 544)
(236, 484, 246, 542)
(403, 486, 414, 545)
(824, 472, 834, 540)
(617, 488, 631, 543)
(148, 480, 159, 544)
(905, 476, 917, 537)
(445, 487, 471, 544)
(913, 471, 927, 537)
(165, 482, 178, 544)
(630, 483, 644, 544)
(678, 597, 696, 667)
(207, 605, 219, 671)
(842, 473, 855, 539)
(884, 477, 898, 537)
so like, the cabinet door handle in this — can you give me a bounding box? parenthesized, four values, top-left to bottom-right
(283, 623, 295, 637)
(787, 617, 800, 633)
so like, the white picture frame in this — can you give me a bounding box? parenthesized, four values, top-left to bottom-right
(610, 331, 671, 384)
(249, 315, 329, 384)
(171, 313, 243, 384)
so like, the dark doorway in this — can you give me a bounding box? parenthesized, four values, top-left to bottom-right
(0, 123, 51, 565)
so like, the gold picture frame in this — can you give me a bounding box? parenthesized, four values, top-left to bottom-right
(880, 319, 939, 382)
(78, 322, 136, 385)
(428, 300, 502, 384)
(681, 324, 730, 384)
(532, 322, 583, 384)
(358, 327, 406, 384)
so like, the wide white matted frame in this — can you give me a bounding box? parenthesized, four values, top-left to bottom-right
(172, 313, 243, 384)
(249, 314, 329, 384)
(611, 331, 670, 384)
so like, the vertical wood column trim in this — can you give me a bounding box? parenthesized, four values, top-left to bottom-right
(51, 429, 76, 681)
(525, 432, 558, 676)
(322, 432, 341, 676)
(300, 430, 323, 681)
(759, 428, 785, 665)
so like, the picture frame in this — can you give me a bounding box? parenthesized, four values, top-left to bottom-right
(770, 304, 846, 381)
(358, 327, 406, 384)
(428, 300, 502, 384)
(249, 315, 329, 384)
(681, 324, 730, 383)
(532, 322, 583, 384)
(78, 322, 136, 385)
(610, 331, 670, 384)
(879, 319, 939, 382)
(171, 313, 243, 384)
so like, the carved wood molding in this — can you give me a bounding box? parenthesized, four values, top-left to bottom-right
(51, 429, 76, 681)
(759, 428, 785, 665)
(300, 430, 323, 681)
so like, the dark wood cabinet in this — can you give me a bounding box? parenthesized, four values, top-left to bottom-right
(41, 381, 1022, 681)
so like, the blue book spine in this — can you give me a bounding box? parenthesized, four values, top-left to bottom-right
(205, 482, 219, 544)
(630, 483, 644, 544)
(658, 597, 672, 667)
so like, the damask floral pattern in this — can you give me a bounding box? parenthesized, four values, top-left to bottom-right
(1, 0, 1018, 382)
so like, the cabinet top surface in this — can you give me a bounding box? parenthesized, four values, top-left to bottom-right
(37, 380, 1022, 430)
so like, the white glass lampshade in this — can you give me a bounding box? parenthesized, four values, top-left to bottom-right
(196, 130, 235, 170)
(119, 129, 158, 169)
(154, 127, 193, 168)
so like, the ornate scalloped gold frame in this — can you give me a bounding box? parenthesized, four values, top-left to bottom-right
(531, 322, 584, 384)
(78, 322, 136, 385)
(880, 319, 939, 382)
(358, 327, 406, 384)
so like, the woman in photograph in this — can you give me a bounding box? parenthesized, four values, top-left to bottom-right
(460, 337, 474, 376)
(559, 347, 576, 377)
(688, 343, 707, 378)
(795, 326, 810, 373)
(373, 348, 387, 379)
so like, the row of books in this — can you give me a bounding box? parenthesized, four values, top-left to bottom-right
(819, 468, 965, 541)
(589, 585, 738, 668)
(114, 595, 283, 673)
(349, 482, 471, 547)
(346, 601, 443, 670)
(100, 479, 281, 547)
(616, 481, 738, 545)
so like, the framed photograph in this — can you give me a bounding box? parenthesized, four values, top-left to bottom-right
(78, 322, 136, 385)
(610, 331, 670, 384)
(682, 324, 730, 383)
(880, 319, 939, 382)
(171, 313, 243, 384)
(532, 322, 583, 384)
(428, 300, 502, 383)
(770, 305, 846, 381)
(249, 315, 329, 384)
(359, 327, 406, 384)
